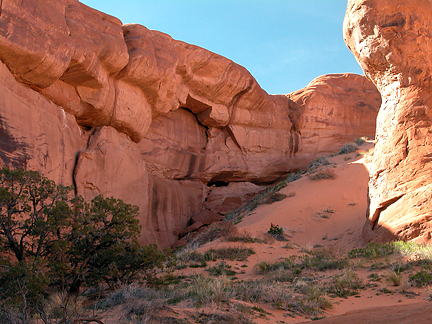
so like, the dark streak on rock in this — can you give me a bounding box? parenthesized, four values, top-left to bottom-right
(0, 114, 31, 168)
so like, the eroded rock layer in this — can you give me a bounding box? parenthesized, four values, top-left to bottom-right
(0, 0, 380, 247)
(344, 0, 432, 243)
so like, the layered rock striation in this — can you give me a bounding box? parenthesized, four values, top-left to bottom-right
(0, 0, 380, 247)
(344, 0, 432, 243)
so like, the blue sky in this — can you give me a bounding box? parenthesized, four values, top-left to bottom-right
(81, 0, 362, 95)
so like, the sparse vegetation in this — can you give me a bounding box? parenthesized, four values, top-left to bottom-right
(5, 161, 432, 324)
(308, 157, 332, 172)
(93, 241, 432, 322)
(409, 270, 432, 287)
(386, 269, 402, 286)
(309, 168, 336, 181)
(204, 247, 256, 262)
(225, 229, 263, 243)
(355, 137, 367, 146)
(338, 142, 359, 154)
(264, 192, 288, 204)
(328, 270, 363, 298)
(224, 172, 302, 223)
(207, 261, 237, 277)
(267, 223, 288, 241)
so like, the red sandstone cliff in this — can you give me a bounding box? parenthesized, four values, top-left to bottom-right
(0, 0, 380, 247)
(344, 0, 432, 243)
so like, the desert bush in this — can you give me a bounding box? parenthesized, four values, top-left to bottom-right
(254, 256, 297, 275)
(338, 143, 358, 155)
(264, 192, 287, 204)
(193, 311, 254, 324)
(181, 221, 237, 250)
(268, 223, 284, 236)
(308, 157, 332, 172)
(391, 241, 432, 261)
(309, 169, 336, 181)
(267, 223, 288, 241)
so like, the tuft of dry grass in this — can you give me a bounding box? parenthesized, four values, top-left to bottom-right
(309, 169, 336, 181)
(386, 269, 402, 286)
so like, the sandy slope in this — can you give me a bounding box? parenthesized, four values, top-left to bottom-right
(184, 143, 432, 323)
(238, 145, 372, 252)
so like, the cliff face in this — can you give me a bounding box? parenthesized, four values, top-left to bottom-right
(344, 0, 432, 243)
(0, 0, 380, 247)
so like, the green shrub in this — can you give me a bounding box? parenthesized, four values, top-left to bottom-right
(268, 223, 284, 235)
(0, 167, 170, 318)
(267, 223, 288, 241)
(409, 270, 432, 287)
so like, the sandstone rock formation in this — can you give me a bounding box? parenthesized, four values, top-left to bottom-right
(288, 73, 381, 169)
(344, 0, 432, 243)
(0, 0, 380, 247)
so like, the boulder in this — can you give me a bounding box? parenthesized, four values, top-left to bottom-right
(344, 0, 432, 243)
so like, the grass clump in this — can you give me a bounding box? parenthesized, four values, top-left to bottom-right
(328, 270, 363, 298)
(204, 247, 255, 262)
(188, 275, 233, 308)
(101, 283, 167, 322)
(386, 269, 402, 286)
(291, 281, 333, 315)
(225, 230, 263, 243)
